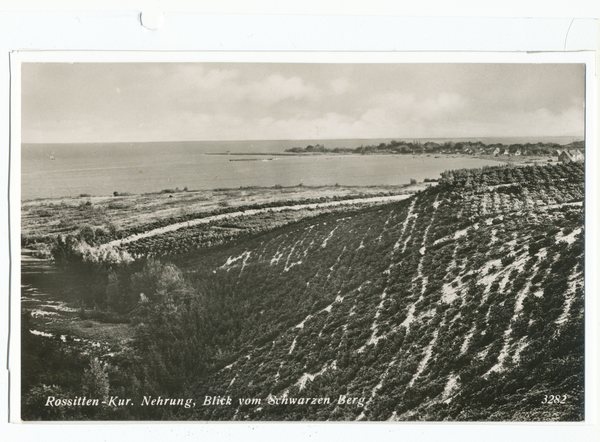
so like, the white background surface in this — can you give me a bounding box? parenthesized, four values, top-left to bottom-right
(1, 2, 599, 441)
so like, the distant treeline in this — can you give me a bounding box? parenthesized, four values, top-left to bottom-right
(286, 140, 585, 156)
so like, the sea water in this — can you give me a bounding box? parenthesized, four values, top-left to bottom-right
(20, 138, 574, 200)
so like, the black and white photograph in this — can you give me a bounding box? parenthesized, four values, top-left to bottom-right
(13, 53, 591, 422)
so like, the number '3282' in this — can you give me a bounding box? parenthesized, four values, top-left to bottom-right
(542, 395, 567, 404)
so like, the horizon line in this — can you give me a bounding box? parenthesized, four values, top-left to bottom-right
(21, 136, 585, 145)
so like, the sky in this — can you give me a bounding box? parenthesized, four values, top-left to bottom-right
(21, 62, 585, 144)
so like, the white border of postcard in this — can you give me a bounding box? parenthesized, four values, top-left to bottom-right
(6, 49, 600, 441)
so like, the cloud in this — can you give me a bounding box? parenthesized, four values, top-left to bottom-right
(330, 77, 351, 95)
(245, 74, 321, 103)
(246, 111, 400, 140)
(174, 70, 322, 114)
(374, 92, 466, 118)
(423, 92, 466, 113)
(506, 106, 584, 137)
(21, 63, 585, 144)
(171, 66, 241, 91)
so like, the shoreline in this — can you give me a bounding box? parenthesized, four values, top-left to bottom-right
(19, 153, 519, 203)
(21, 182, 429, 245)
(21, 181, 425, 204)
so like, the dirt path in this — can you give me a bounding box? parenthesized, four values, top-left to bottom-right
(108, 194, 413, 247)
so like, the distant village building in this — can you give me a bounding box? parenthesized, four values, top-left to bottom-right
(514, 149, 521, 156)
(558, 150, 584, 163)
(492, 148, 501, 156)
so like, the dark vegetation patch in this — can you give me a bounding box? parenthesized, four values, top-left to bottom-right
(21, 163, 585, 421)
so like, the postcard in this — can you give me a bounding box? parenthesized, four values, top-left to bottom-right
(9, 50, 596, 427)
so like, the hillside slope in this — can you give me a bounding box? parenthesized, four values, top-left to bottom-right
(21, 163, 584, 422)
(161, 162, 584, 421)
